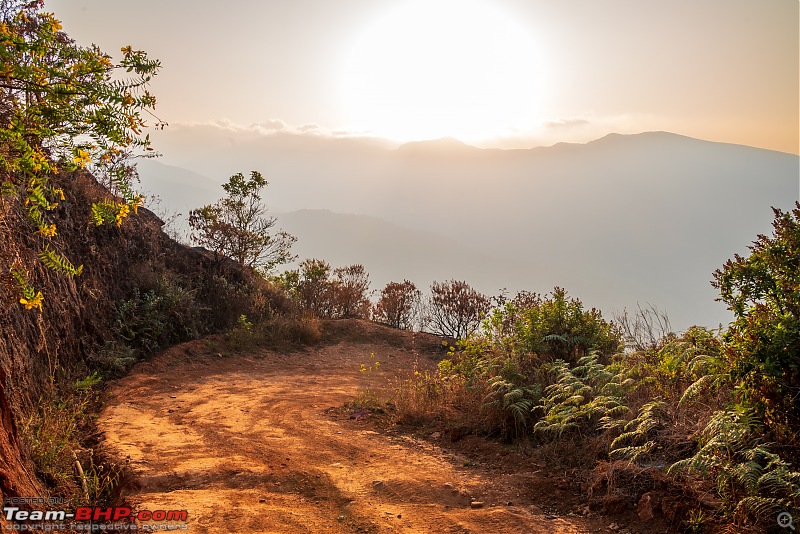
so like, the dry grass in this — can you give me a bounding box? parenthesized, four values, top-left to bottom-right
(19, 376, 124, 507)
(393, 371, 498, 433)
(222, 315, 322, 353)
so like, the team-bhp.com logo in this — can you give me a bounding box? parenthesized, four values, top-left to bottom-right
(3, 506, 188, 531)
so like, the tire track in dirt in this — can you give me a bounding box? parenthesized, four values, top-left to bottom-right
(99, 329, 593, 533)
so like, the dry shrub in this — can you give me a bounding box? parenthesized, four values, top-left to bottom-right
(331, 264, 371, 319)
(276, 315, 321, 345)
(427, 280, 490, 339)
(224, 315, 322, 353)
(537, 434, 610, 471)
(587, 460, 659, 501)
(19, 374, 123, 506)
(393, 372, 490, 431)
(373, 280, 421, 330)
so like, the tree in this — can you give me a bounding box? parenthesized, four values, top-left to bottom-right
(374, 280, 421, 330)
(188, 171, 296, 273)
(427, 280, 489, 339)
(294, 258, 334, 317)
(1, 0, 162, 308)
(331, 264, 371, 319)
(712, 203, 800, 435)
(277, 260, 371, 319)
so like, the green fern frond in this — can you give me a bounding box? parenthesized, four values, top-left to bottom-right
(38, 246, 83, 276)
(91, 201, 117, 226)
(27, 205, 46, 227)
(10, 268, 36, 300)
(609, 441, 656, 462)
(735, 496, 786, 519)
(669, 406, 800, 522)
(1, 181, 18, 197)
(27, 185, 49, 208)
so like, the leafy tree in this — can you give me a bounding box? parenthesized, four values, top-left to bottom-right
(427, 279, 489, 339)
(277, 260, 372, 319)
(294, 258, 334, 317)
(0, 0, 162, 308)
(374, 280, 421, 329)
(712, 203, 800, 435)
(331, 264, 371, 319)
(188, 171, 296, 273)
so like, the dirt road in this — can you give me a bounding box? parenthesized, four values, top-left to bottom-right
(99, 323, 598, 533)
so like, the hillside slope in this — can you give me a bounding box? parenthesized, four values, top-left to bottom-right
(0, 170, 275, 509)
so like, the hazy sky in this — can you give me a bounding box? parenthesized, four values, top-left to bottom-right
(47, 0, 799, 152)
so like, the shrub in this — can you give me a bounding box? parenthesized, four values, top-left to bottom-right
(533, 354, 632, 438)
(427, 279, 490, 339)
(277, 260, 373, 319)
(513, 287, 622, 365)
(712, 203, 800, 436)
(293, 258, 334, 317)
(668, 406, 800, 524)
(373, 280, 421, 330)
(115, 278, 200, 354)
(331, 264, 371, 318)
(19, 375, 119, 505)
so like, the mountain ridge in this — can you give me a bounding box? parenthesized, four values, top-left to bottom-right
(139, 129, 799, 330)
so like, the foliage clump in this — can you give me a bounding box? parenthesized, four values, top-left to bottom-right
(274, 258, 372, 319)
(1, 0, 162, 308)
(712, 204, 800, 437)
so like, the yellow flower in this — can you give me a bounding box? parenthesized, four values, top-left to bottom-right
(132, 194, 144, 214)
(73, 149, 91, 169)
(115, 203, 130, 227)
(20, 292, 43, 312)
(38, 224, 57, 237)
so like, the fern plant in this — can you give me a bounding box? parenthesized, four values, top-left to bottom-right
(38, 246, 83, 276)
(608, 399, 666, 462)
(679, 351, 729, 406)
(668, 406, 800, 523)
(482, 356, 540, 438)
(533, 353, 631, 438)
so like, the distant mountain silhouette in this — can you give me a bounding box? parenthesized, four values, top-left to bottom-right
(140, 130, 799, 330)
(396, 136, 479, 154)
(136, 159, 222, 215)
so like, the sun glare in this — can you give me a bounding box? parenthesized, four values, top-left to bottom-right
(340, 0, 541, 142)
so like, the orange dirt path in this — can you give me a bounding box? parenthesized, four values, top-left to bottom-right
(99, 327, 595, 533)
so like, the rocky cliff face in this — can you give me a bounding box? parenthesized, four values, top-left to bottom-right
(0, 169, 277, 507)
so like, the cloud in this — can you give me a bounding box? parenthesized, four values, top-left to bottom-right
(543, 118, 591, 130)
(169, 118, 374, 140)
(252, 119, 290, 133)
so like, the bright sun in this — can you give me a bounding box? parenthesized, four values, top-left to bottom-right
(340, 0, 541, 142)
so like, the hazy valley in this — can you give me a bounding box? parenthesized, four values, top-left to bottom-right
(138, 130, 799, 330)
